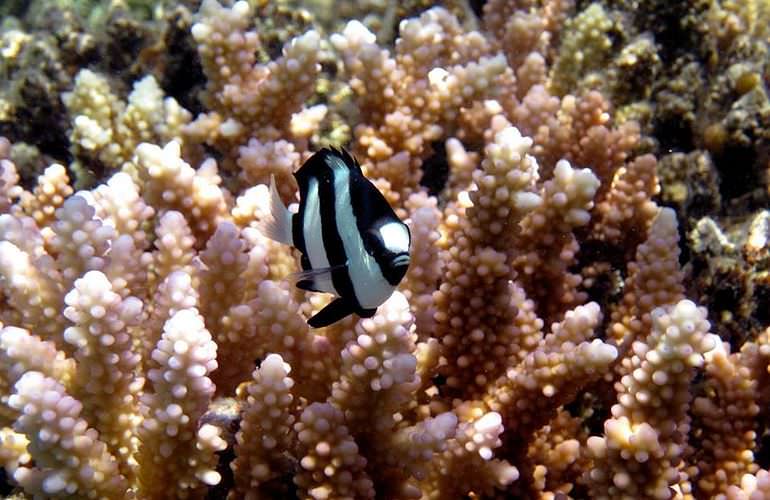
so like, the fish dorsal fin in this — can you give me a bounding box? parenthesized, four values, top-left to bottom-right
(294, 148, 332, 183)
(295, 147, 361, 184)
(291, 264, 345, 294)
(307, 297, 355, 328)
(332, 146, 362, 174)
(255, 175, 293, 245)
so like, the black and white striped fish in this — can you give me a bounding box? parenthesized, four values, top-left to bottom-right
(260, 147, 411, 328)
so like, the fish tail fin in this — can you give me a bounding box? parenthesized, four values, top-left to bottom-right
(307, 297, 355, 328)
(257, 175, 294, 245)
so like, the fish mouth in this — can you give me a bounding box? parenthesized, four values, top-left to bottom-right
(392, 254, 410, 268)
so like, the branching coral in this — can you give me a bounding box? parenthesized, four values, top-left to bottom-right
(0, 1, 768, 499)
(187, 0, 322, 148)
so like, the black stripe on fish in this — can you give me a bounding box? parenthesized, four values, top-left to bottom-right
(316, 161, 358, 307)
(292, 178, 309, 269)
(326, 152, 392, 306)
(347, 166, 411, 287)
(293, 148, 342, 263)
(292, 214, 308, 270)
(295, 154, 338, 294)
(304, 178, 334, 292)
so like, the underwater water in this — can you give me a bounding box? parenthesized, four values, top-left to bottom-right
(0, 0, 769, 498)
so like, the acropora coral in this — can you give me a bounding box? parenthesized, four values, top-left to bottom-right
(0, 0, 769, 499)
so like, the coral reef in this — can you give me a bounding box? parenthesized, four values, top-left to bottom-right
(0, 0, 769, 499)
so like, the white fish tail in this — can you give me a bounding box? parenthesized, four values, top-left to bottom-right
(257, 175, 293, 245)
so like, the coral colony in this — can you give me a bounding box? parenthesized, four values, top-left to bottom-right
(0, 0, 769, 498)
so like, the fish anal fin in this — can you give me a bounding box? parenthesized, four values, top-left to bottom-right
(296, 279, 318, 292)
(358, 308, 377, 318)
(308, 298, 355, 328)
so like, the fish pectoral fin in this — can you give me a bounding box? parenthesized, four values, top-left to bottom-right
(255, 175, 294, 245)
(291, 264, 346, 293)
(307, 297, 355, 328)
